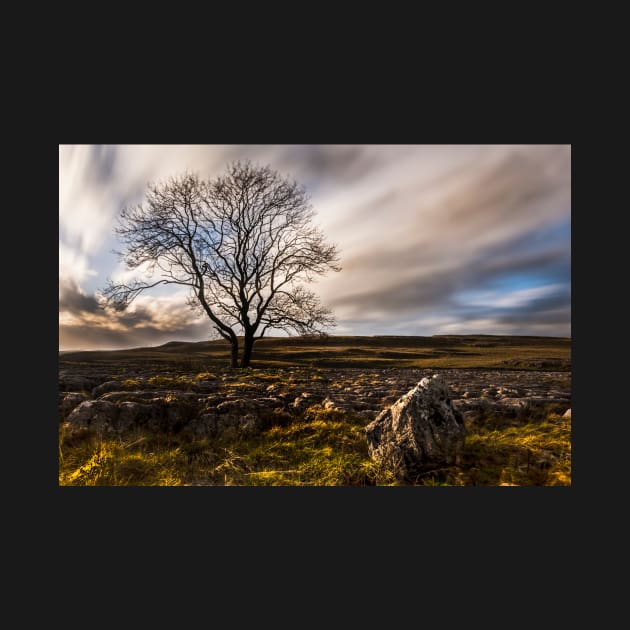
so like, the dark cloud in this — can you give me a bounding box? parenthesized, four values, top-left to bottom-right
(496, 306, 570, 326)
(279, 145, 378, 183)
(59, 279, 101, 314)
(59, 319, 213, 352)
(491, 291, 571, 326)
(475, 239, 570, 282)
(331, 220, 570, 319)
(331, 269, 458, 315)
(116, 304, 197, 330)
(59, 277, 211, 350)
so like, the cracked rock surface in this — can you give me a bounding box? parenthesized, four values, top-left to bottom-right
(59, 362, 571, 437)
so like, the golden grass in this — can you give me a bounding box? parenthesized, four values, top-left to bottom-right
(59, 407, 570, 487)
(59, 419, 398, 487)
(59, 336, 571, 486)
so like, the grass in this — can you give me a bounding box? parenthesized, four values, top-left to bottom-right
(59, 406, 570, 487)
(60, 334, 571, 371)
(59, 335, 571, 486)
(59, 417, 397, 486)
(422, 411, 571, 486)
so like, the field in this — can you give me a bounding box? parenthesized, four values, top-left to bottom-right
(59, 335, 571, 486)
(61, 334, 570, 370)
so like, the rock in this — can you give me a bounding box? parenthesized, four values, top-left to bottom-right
(99, 391, 151, 403)
(191, 380, 219, 394)
(116, 402, 159, 432)
(453, 397, 495, 415)
(58, 363, 571, 446)
(64, 398, 196, 435)
(497, 387, 522, 399)
(365, 375, 466, 481)
(91, 380, 123, 397)
(65, 400, 118, 434)
(59, 374, 98, 393)
(100, 391, 200, 404)
(292, 391, 324, 411)
(162, 401, 196, 432)
(191, 408, 257, 437)
(59, 392, 89, 421)
(214, 397, 283, 433)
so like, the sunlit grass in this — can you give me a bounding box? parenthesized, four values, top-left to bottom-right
(59, 341, 571, 487)
(194, 372, 217, 381)
(59, 418, 398, 487)
(59, 405, 570, 486)
(416, 411, 571, 486)
(460, 413, 571, 486)
(59, 430, 185, 486)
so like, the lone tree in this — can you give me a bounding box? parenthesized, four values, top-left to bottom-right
(100, 161, 341, 368)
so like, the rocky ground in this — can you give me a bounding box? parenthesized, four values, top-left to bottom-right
(59, 361, 571, 436)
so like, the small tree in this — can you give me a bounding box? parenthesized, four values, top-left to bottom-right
(101, 161, 341, 368)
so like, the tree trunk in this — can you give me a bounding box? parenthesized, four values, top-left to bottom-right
(229, 337, 239, 368)
(240, 333, 255, 368)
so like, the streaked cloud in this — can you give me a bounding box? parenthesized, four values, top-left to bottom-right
(59, 144, 570, 350)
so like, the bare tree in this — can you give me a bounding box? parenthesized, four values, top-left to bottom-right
(100, 161, 341, 368)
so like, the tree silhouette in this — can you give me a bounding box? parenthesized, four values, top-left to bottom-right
(101, 161, 341, 367)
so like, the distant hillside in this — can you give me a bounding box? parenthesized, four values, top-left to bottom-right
(59, 335, 571, 371)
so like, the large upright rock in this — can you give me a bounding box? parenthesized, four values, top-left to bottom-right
(365, 374, 466, 481)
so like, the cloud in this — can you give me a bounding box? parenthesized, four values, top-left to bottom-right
(59, 145, 124, 253)
(326, 224, 570, 316)
(59, 320, 212, 352)
(59, 144, 571, 349)
(59, 241, 98, 286)
(316, 145, 570, 326)
(59, 290, 212, 351)
(59, 278, 101, 315)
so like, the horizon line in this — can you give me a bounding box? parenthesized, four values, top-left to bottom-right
(59, 332, 572, 354)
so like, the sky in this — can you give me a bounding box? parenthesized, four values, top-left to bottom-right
(59, 144, 571, 351)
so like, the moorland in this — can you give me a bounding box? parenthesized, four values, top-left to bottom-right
(59, 335, 571, 486)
